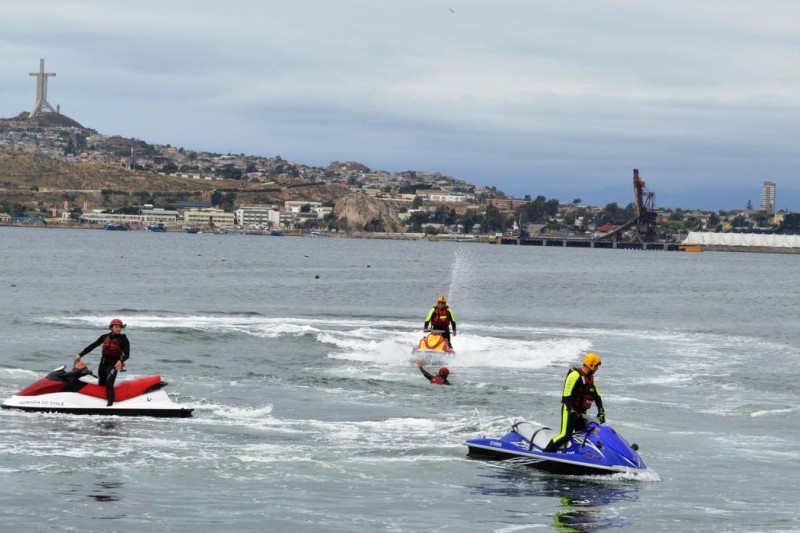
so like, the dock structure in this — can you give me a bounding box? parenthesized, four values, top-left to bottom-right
(500, 236, 683, 251)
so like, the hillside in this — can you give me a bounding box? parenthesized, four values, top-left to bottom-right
(0, 111, 487, 222)
(0, 145, 353, 214)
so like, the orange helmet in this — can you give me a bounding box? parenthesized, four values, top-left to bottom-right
(109, 318, 126, 329)
(439, 367, 450, 377)
(437, 296, 447, 304)
(583, 352, 601, 372)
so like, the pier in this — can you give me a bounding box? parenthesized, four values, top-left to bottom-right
(500, 236, 684, 251)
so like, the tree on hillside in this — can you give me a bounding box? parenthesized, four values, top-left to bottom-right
(707, 212, 721, 230)
(779, 213, 800, 233)
(214, 164, 242, 180)
(481, 205, 507, 233)
(515, 195, 559, 226)
(597, 202, 636, 225)
(407, 211, 432, 232)
(432, 205, 456, 225)
(457, 209, 480, 234)
(68, 206, 82, 222)
(731, 214, 751, 229)
(162, 162, 178, 174)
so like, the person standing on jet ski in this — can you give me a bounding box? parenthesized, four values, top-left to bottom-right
(416, 360, 451, 385)
(544, 353, 605, 453)
(423, 296, 457, 350)
(74, 318, 130, 406)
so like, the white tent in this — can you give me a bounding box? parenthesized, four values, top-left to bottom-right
(682, 232, 800, 248)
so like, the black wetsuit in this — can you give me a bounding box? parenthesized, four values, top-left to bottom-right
(544, 367, 603, 452)
(78, 332, 130, 404)
(418, 366, 451, 386)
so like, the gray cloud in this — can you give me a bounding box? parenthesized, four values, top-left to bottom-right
(2, 0, 799, 208)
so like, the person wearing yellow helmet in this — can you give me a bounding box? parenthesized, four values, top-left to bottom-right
(543, 352, 605, 452)
(423, 296, 457, 350)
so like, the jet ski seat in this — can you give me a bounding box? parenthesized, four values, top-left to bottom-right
(512, 420, 556, 450)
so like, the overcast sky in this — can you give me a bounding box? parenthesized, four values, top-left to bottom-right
(2, 0, 799, 209)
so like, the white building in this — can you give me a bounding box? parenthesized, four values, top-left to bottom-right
(284, 200, 322, 213)
(183, 208, 235, 227)
(140, 208, 180, 226)
(235, 206, 281, 226)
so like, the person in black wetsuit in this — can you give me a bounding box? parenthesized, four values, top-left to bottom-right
(544, 352, 605, 452)
(74, 318, 130, 406)
(416, 360, 451, 385)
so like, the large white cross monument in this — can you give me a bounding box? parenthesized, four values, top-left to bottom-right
(29, 58, 57, 117)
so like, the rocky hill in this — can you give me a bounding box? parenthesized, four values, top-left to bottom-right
(332, 192, 403, 232)
(0, 112, 492, 230)
(0, 145, 352, 215)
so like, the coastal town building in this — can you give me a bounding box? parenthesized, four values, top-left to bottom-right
(284, 200, 323, 212)
(417, 190, 473, 203)
(486, 198, 532, 210)
(72, 208, 180, 227)
(235, 206, 281, 227)
(183, 208, 235, 228)
(761, 181, 776, 214)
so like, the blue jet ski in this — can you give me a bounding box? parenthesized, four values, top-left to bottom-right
(465, 417, 646, 476)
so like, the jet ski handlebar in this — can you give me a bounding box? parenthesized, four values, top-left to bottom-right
(580, 413, 602, 426)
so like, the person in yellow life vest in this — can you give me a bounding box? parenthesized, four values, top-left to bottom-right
(543, 352, 605, 453)
(423, 296, 457, 350)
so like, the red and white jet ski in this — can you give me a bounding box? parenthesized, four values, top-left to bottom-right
(2, 364, 193, 418)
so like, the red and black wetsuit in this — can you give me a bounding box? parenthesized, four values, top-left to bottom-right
(418, 366, 451, 386)
(79, 333, 130, 403)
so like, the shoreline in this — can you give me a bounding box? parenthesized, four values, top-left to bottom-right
(3, 222, 799, 254)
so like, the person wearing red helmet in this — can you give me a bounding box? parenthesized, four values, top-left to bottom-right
(416, 360, 451, 386)
(423, 296, 457, 350)
(544, 352, 605, 452)
(74, 318, 130, 406)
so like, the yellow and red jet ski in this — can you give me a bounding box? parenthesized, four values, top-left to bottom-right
(411, 330, 455, 355)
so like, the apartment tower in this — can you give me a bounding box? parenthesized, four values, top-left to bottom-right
(761, 181, 776, 214)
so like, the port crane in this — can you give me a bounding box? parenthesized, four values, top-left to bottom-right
(596, 169, 657, 242)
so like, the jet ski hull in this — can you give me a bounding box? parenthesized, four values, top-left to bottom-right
(2, 366, 193, 418)
(411, 332, 455, 355)
(465, 420, 646, 476)
(2, 389, 193, 418)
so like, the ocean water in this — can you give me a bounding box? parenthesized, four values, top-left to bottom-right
(0, 226, 798, 532)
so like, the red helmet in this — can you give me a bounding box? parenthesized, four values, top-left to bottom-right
(438, 367, 450, 377)
(109, 318, 126, 329)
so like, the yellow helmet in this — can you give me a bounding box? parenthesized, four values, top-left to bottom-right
(583, 352, 601, 371)
(437, 296, 447, 303)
